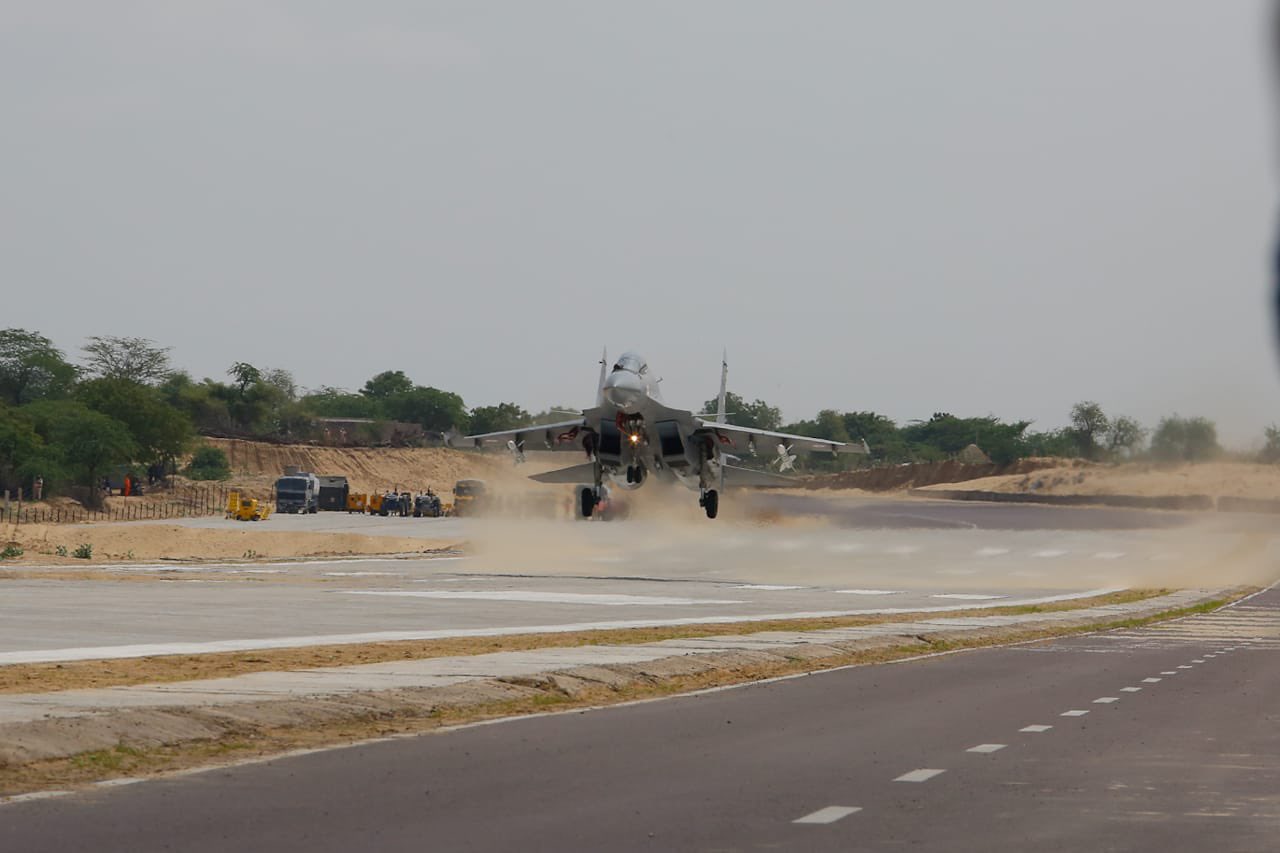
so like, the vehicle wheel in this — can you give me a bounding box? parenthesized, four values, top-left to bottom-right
(580, 487, 594, 519)
(704, 489, 718, 519)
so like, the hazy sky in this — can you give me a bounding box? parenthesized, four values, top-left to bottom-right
(4, 2, 1276, 444)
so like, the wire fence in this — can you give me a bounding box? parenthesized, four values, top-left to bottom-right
(0, 484, 240, 526)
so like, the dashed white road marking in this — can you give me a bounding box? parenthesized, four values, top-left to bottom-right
(967, 744, 1007, 754)
(1120, 687, 1142, 693)
(835, 589, 901, 596)
(1061, 710, 1090, 717)
(1032, 549, 1068, 558)
(794, 806, 862, 824)
(1177, 665, 1193, 669)
(1142, 678, 1162, 683)
(1020, 725, 1053, 733)
(932, 593, 1005, 601)
(1191, 659, 1206, 664)
(732, 584, 804, 591)
(894, 768, 947, 783)
(1094, 697, 1119, 704)
(1161, 671, 1179, 675)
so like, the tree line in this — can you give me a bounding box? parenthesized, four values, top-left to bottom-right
(0, 327, 1255, 504)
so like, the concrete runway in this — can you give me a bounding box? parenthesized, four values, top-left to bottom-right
(2, 496, 1274, 663)
(4, 582, 1277, 851)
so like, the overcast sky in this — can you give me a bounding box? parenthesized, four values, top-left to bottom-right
(4, 2, 1276, 444)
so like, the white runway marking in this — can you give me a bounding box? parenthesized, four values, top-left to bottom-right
(932, 593, 1005, 601)
(1020, 725, 1053, 733)
(825, 543, 864, 554)
(1161, 671, 1179, 675)
(1032, 549, 1067, 558)
(885, 545, 921, 555)
(974, 547, 1010, 557)
(1191, 659, 1206, 663)
(936, 568, 979, 576)
(1142, 678, 1162, 683)
(793, 806, 862, 824)
(1119, 687, 1142, 692)
(323, 572, 404, 577)
(339, 591, 746, 606)
(894, 769, 946, 783)
(967, 744, 1006, 753)
(1093, 697, 1119, 704)
(1177, 665, 1193, 669)
(835, 589, 901, 596)
(1061, 710, 1090, 717)
(1092, 551, 1126, 560)
(732, 584, 805, 591)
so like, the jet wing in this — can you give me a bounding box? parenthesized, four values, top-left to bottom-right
(691, 419, 869, 457)
(528, 462, 597, 484)
(448, 418, 593, 453)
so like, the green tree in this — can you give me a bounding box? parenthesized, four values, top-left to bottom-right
(469, 402, 532, 435)
(1106, 416, 1147, 458)
(300, 387, 382, 419)
(1069, 401, 1109, 460)
(24, 401, 135, 508)
(361, 370, 414, 399)
(1150, 415, 1220, 462)
(0, 404, 46, 492)
(81, 336, 172, 384)
(1261, 425, 1280, 464)
(77, 377, 192, 465)
(0, 328, 77, 405)
(384, 386, 469, 433)
(700, 392, 782, 431)
(842, 411, 910, 462)
(227, 362, 261, 397)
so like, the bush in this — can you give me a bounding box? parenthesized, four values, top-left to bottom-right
(0, 544, 22, 559)
(72, 542, 93, 559)
(186, 446, 230, 481)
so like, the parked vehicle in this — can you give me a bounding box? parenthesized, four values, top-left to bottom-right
(275, 473, 320, 514)
(452, 479, 487, 517)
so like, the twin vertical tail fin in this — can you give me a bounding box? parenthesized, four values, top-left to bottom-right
(595, 347, 608, 407)
(715, 349, 728, 424)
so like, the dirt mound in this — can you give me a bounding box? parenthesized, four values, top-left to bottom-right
(805, 458, 1075, 492)
(205, 438, 507, 496)
(917, 462, 1280, 500)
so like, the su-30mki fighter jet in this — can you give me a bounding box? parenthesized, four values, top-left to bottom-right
(449, 350, 868, 519)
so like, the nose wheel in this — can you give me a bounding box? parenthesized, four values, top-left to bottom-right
(580, 486, 597, 518)
(699, 489, 719, 519)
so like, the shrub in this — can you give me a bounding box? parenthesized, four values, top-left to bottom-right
(186, 446, 230, 481)
(72, 542, 93, 559)
(0, 544, 22, 559)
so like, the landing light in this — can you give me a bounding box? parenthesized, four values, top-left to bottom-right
(629, 433, 640, 444)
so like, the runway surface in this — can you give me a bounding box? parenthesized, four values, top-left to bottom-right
(5, 583, 1277, 851)
(2, 497, 1272, 662)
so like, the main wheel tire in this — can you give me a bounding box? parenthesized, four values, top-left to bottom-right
(704, 489, 719, 519)
(580, 487, 595, 518)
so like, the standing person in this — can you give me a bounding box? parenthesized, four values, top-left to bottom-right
(32, 476, 43, 501)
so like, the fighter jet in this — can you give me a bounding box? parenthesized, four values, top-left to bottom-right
(450, 350, 867, 519)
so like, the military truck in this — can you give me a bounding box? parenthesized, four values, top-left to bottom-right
(275, 472, 320, 514)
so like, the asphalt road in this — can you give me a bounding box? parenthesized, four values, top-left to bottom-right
(5, 585, 1277, 852)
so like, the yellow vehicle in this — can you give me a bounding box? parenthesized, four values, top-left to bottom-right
(367, 493, 384, 515)
(346, 493, 368, 514)
(451, 479, 487, 517)
(232, 497, 272, 522)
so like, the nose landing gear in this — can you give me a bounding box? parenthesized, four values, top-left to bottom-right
(625, 465, 646, 485)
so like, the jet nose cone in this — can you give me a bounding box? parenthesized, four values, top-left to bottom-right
(604, 371, 644, 411)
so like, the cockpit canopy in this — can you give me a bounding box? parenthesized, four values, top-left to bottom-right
(612, 352, 647, 375)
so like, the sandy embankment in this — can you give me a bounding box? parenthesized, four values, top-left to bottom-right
(914, 462, 1280, 500)
(0, 522, 458, 563)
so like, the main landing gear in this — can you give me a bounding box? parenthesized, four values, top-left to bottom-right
(699, 489, 719, 519)
(580, 486, 598, 518)
(625, 465, 645, 485)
